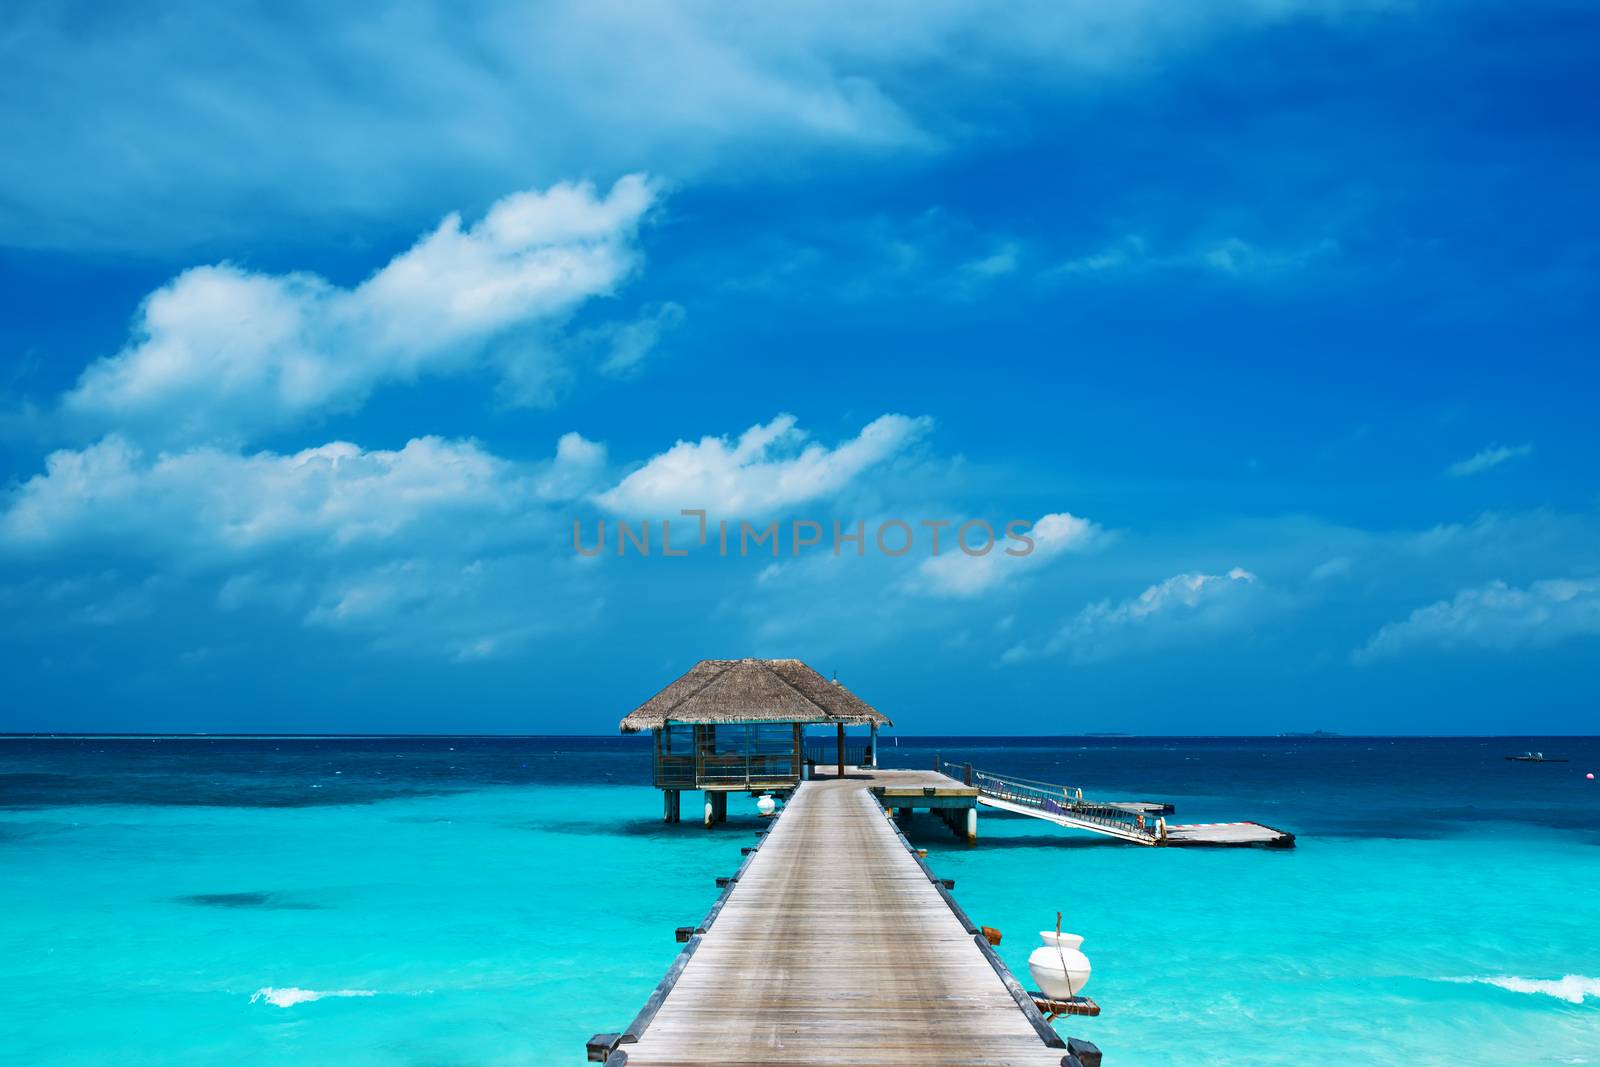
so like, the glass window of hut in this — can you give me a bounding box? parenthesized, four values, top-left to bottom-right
(663, 722, 694, 754)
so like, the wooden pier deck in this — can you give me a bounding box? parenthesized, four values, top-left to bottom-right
(602, 769, 1082, 1067)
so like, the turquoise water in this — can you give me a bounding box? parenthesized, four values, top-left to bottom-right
(2, 737, 1597, 1064)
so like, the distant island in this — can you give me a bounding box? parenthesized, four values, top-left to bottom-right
(1280, 730, 1343, 738)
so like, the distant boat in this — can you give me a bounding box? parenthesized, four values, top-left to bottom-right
(1505, 752, 1568, 762)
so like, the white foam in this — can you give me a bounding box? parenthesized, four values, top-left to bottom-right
(250, 987, 377, 1008)
(1440, 975, 1600, 1005)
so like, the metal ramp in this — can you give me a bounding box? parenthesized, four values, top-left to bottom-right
(978, 792, 1158, 844)
(946, 764, 1294, 848)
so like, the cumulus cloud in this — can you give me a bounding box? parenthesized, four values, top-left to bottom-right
(913, 512, 1104, 598)
(1447, 442, 1533, 478)
(0, 431, 606, 660)
(0, 435, 572, 560)
(594, 413, 932, 515)
(62, 176, 656, 446)
(1007, 567, 1262, 663)
(1355, 577, 1600, 661)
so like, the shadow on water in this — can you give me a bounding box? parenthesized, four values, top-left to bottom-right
(174, 891, 324, 910)
(523, 816, 772, 841)
(958, 834, 1133, 851)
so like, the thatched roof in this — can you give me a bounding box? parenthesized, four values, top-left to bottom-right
(619, 659, 892, 733)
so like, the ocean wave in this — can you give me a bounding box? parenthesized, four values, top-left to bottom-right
(1440, 975, 1600, 1005)
(250, 987, 377, 1008)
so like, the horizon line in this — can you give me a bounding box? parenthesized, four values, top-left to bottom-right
(2, 731, 1596, 740)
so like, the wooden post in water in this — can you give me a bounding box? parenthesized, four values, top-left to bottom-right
(836, 722, 846, 778)
(663, 789, 679, 823)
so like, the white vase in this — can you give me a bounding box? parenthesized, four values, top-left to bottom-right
(1026, 931, 1091, 999)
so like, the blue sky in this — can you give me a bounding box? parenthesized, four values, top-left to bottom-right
(2, 0, 1597, 734)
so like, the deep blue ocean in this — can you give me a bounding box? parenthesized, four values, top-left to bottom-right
(2, 735, 1597, 1065)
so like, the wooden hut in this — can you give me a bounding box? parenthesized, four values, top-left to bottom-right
(620, 658, 891, 825)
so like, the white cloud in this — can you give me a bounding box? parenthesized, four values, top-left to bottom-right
(961, 242, 1022, 279)
(594, 412, 932, 515)
(1049, 233, 1337, 279)
(1355, 577, 1600, 661)
(1050, 235, 1151, 275)
(300, 555, 595, 663)
(1198, 236, 1338, 276)
(913, 512, 1103, 598)
(1007, 566, 1262, 663)
(0, 1, 1398, 252)
(1310, 556, 1352, 581)
(536, 432, 609, 501)
(0, 435, 557, 560)
(725, 209, 1031, 304)
(592, 301, 687, 378)
(1447, 442, 1533, 478)
(0, 431, 607, 661)
(62, 176, 656, 446)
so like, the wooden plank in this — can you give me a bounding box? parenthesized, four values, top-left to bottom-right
(617, 769, 1073, 1067)
(874, 786, 981, 798)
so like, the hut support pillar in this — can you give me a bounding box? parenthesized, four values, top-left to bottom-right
(868, 723, 878, 767)
(663, 789, 680, 824)
(836, 723, 846, 778)
(704, 791, 727, 827)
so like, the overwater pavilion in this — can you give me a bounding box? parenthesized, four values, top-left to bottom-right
(619, 658, 891, 825)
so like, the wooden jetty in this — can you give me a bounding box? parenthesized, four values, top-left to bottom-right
(594, 657, 1304, 1065)
(590, 767, 1099, 1067)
